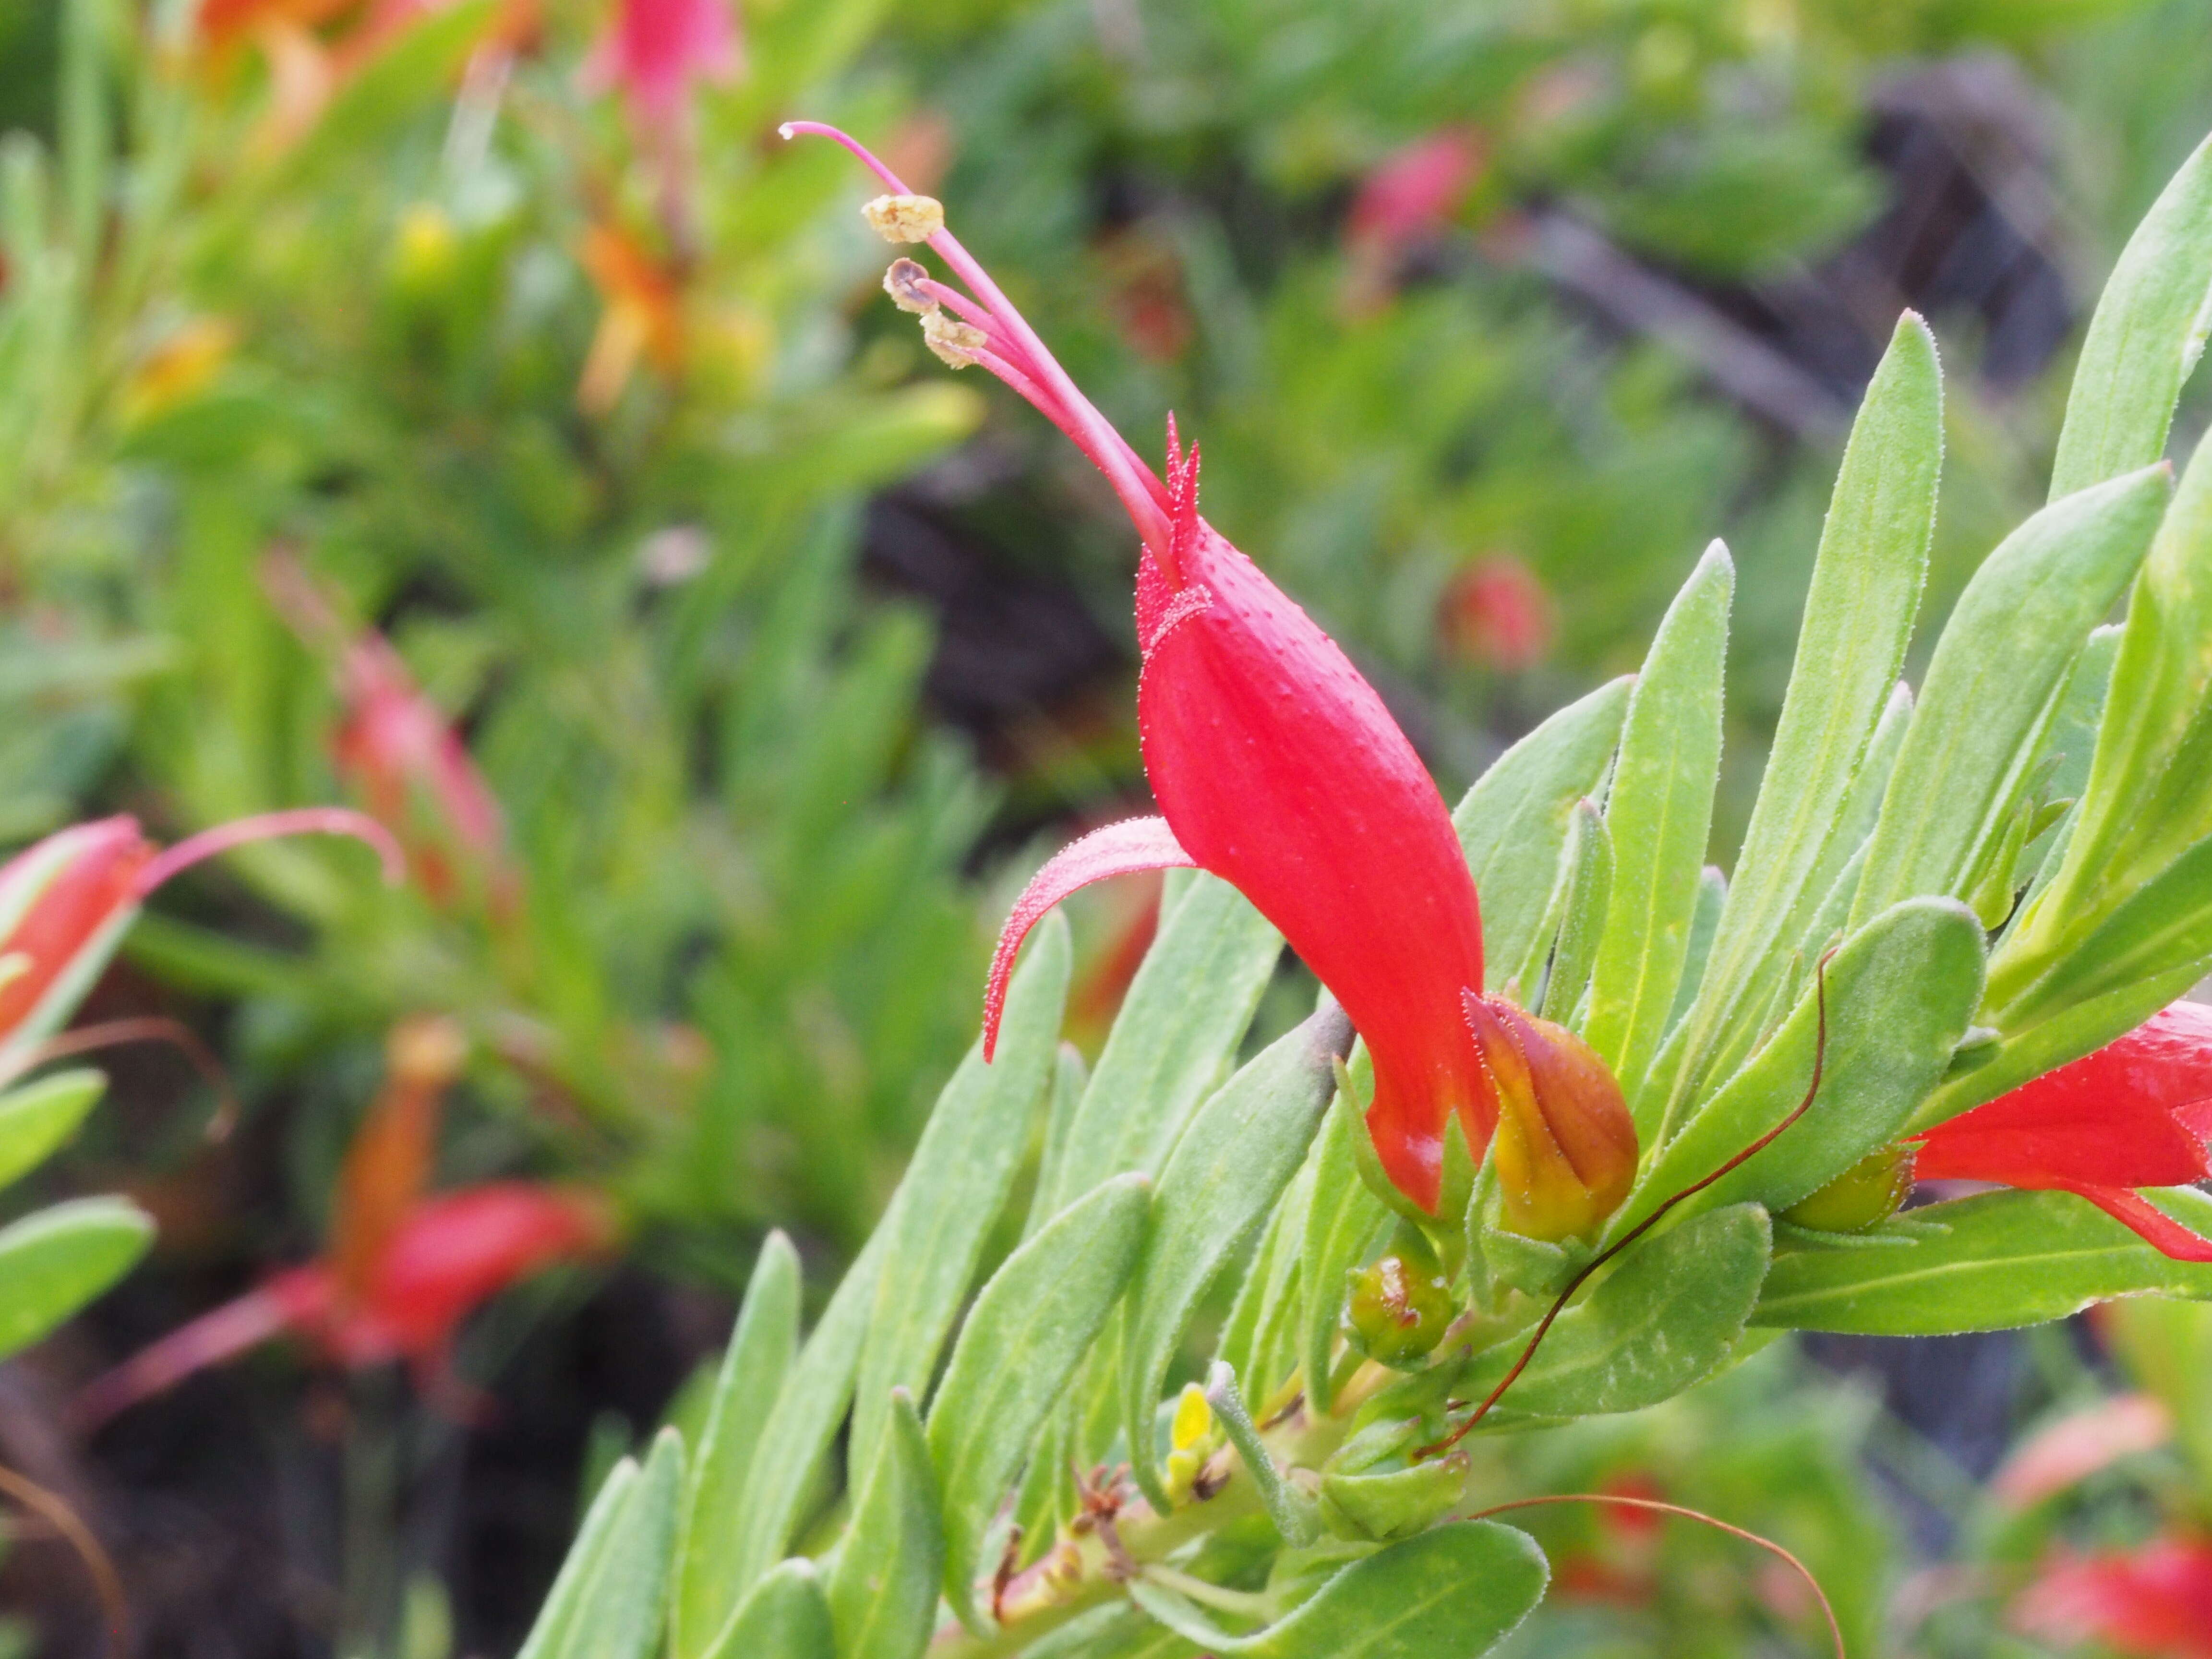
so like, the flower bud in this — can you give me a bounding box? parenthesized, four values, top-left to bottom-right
(1464, 992, 1636, 1242)
(0, 818, 155, 1055)
(1782, 1143, 1916, 1233)
(1343, 1248, 1455, 1367)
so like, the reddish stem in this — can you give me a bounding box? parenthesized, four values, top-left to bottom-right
(0, 1463, 128, 1654)
(1463, 1492, 1844, 1659)
(136, 807, 404, 895)
(27, 1016, 240, 1140)
(1419, 954, 1835, 1458)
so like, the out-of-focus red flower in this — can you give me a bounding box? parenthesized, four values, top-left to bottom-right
(0, 810, 398, 1081)
(792, 123, 1637, 1218)
(332, 1017, 468, 1303)
(582, 0, 737, 124)
(1991, 1393, 2174, 1511)
(1343, 129, 1484, 310)
(1066, 870, 1162, 1048)
(1555, 1472, 1666, 1607)
(1913, 1001, 2212, 1260)
(577, 221, 687, 413)
(1441, 555, 1552, 672)
(2014, 1533, 2212, 1658)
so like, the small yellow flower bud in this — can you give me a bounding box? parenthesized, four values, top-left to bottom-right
(922, 309, 988, 368)
(863, 192, 945, 243)
(390, 202, 457, 293)
(1343, 1250, 1455, 1366)
(883, 257, 936, 314)
(1467, 994, 1637, 1243)
(1782, 1144, 1916, 1233)
(1170, 1382, 1214, 1452)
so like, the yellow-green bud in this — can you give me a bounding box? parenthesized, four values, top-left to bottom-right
(1344, 1252, 1455, 1367)
(1782, 1144, 1916, 1233)
(1467, 994, 1638, 1242)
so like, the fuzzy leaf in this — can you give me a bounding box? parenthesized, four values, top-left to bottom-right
(1454, 676, 1632, 992)
(0, 1069, 104, 1192)
(700, 1560, 832, 1659)
(852, 912, 1070, 1478)
(928, 1173, 1150, 1631)
(1046, 875, 1280, 1215)
(828, 1388, 944, 1659)
(1851, 465, 2169, 927)
(1121, 1006, 1353, 1510)
(1298, 1086, 1391, 1418)
(516, 1456, 639, 1659)
(674, 1233, 802, 1659)
(1128, 1521, 1547, 1658)
(1665, 314, 1942, 1125)
(1464, 1203, 1770, 1423)
(1756, 1188, 2212, 1334)
(521, 1429, 683, 1659)
(2049, 130, 2212, 501)
(0, 1196, 152, 1361)
(1538, 799, 1612, 1026)
(1588, 542, 1731, 1107)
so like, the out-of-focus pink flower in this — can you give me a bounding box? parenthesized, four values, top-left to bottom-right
(1441, 555, 1553, 672)
(2014, 1534, 2212, 1658)
(1990, 1393, 2174, 1511)
(1347, 129, 1484, 254)
(582, 0, 738, 125)
(1914, 1001, 2212, 1260)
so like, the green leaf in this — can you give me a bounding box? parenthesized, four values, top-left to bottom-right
(1464, 1204, 1770, 1423)
(2049, 130, 2212, 501)
(1797, 680, 1912, 939)
(1046, 875, 1280, 1215)
(1454, 677, 1631, 993)
(1663, 315, 1941, 1120)
(1536, 799, 1611, 1026)
(1217, 1156, 1307, 1397)
(828, 1388, 944, 1659)
(2007, 433, 2212, 997)
(673, 1233, 801, 1659)
(928, 1173, 1150, 1631)
(1206, 1362, 1320, 1547)
(852, 913, 1070, 1478)
(1128, 1521, 1547, 1658)
(700, 1560, 833, 1659)
(1122, 1007, 1354, 1511)
(1851, 465, 2170, 927)
(1755, 1189, 2212, 1334)
(1662, 865, 1726, 1038)
(1297, 1087, 1391, 1419)
(1022, 1042, 1088, 1241)
(523, 1429, 684, 1659)
(0, 1069, 104, 1192)
(1587, 542, 1731, 1108)
(0, 1196, 152, 1360)
(1623, 898, 1986, 1233)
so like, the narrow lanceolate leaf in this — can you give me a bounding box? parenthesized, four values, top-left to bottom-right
(1796, 680, 1912, 937)
(1127, 1521, 1548, 1658)
(1850, 465, 2169, 928)
(529, 1429, 684, 1659)
(1298, 1086, 1391, 1418)
(2010, 434, 2212, 992)
(827, 1389, 944, 1659)
(516, 1456, 640, 1659)
(1621, 898, 1985, 1236)
(1046, 874, 1280, 1215)
(0, 1069, 104, 1191)
(1454, 676, 1632, 991)
(851, 913, 1070, 1478)
(1217, 1154, 1306, 1393)
(673, 1233, 801, 1659)
(1756, 1188, 2212, 1334)
(1021, 1042, 1088, 1240)
(927, 1174, 1150, 1631)
(1536, 799, 1611, 1027)
(700, 1561, 832, 1659)
(2049, 130, 2212, 502)
(1462, 1203, 1770, 1423)
(1667, 315, 1941, 1125)
(1663, 866, 1726, 1038)
(0, 1197, 152, 1361)
(1121, 1006, 1354, 1511)
(730, 1225, 886, 1594)
(1587, 543, 1731, 1109)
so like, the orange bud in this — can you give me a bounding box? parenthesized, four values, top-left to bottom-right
(1463, 992, 1636, 1241)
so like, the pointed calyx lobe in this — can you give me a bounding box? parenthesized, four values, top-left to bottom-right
(1914, 1000, 2212, 1260)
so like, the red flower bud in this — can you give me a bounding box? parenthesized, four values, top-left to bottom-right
(1465, 993, 1637, 1241)
(0, 817, 155, 1059)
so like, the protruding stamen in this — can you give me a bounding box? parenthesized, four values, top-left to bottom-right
(863, 193, 945, 244)
(883, 257, 935, 314)
(136, 807, 406, 896)
(922, 311, 988, 367)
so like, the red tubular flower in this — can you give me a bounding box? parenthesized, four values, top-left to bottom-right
(0, 809, 399, 1080)
(1913, 1001, 2212, 1261)
(788, 124, 1521, 1213)
(2013, 1533, 2212, 1659)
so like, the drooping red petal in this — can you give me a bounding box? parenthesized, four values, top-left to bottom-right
(1917, 1002, 2212, 1189)
(2060, 1183, 2212, 1262)
(983, 817, 1196, 1060)
(70, 1265, 335, 1431)
(1990, 1393, 2173, 1510)
(1137, 445, 1490, 1211)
